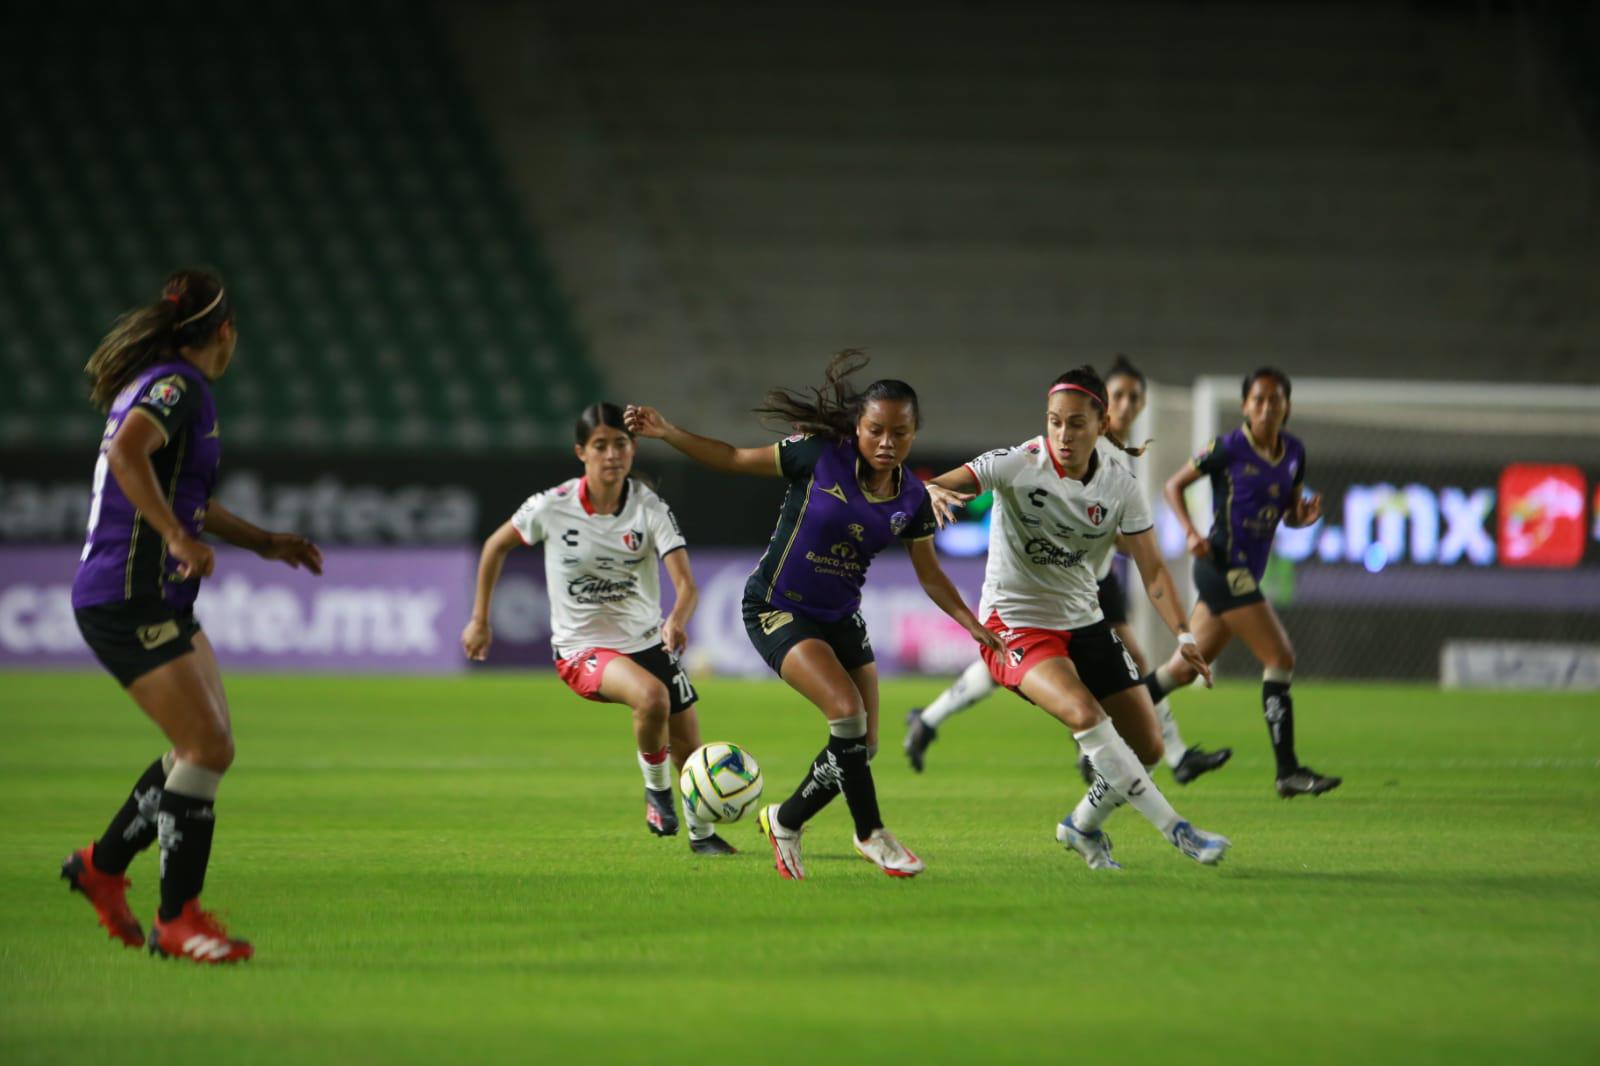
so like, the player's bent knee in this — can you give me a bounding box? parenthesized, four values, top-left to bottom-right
(1135, 736, 1165, 767)
(634, 686, 672, 720)
(183, 733, 234, 774)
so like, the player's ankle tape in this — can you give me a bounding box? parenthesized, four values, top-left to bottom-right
(829, 712, 868, 740)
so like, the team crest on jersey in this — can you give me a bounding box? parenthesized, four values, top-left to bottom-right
(621, 530, 643, 551)
(1087, 503, 1105, 526)
(889, 512, 909, 535)
(144, 376, 184, 410)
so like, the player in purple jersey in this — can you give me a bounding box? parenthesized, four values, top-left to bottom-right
(1146, 368, 1341, 798)
(60, 270, 322, 964)
(626, 351, 1001, 880)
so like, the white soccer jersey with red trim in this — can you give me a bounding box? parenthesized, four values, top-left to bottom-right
(510, 477, 687, 658)
(965, 436, 1151, 631)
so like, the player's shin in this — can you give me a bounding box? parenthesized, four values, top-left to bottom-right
(156, 761, 221, 920)
(91, 752, 173, 875)
(1263, 668, 1298, 777)
(823, 712, 883, 840)
(1070, 719, 1181, 835)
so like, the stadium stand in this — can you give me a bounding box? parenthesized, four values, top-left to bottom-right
(0, 1, 599, 451)
(456, 1, 1598, 449)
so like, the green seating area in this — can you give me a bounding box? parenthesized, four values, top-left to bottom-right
(0, 1, 599, 451)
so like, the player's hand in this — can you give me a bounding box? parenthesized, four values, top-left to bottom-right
(1186, 530, 1209, 559)
(925, 483, 973, 529)
(973, 627, 1006, 655)
(662, 617, 689, 656)
(623, 404, 671, 439)
(1179, 640, 1213, 689)
(461, 618, 493, 661)
(1291, 491, 1323, 528)
(169, 534, 215, 581)
(260, 532, 324, 575)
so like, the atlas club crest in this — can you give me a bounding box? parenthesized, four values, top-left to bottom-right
(1087, 502, 1105, 526)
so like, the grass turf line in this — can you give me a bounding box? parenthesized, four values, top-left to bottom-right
(0, 672, 1596, 1065)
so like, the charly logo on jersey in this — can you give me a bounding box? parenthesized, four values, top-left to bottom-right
(1086, 503, 1105, 526)
(144, 376, 185, 410)
(784, 433, 808, 444)
(846, 523, 865, 541)
(621, 529, 643, 551)
(1024, 537, 1088, 569)
(890, 512, 909, 535)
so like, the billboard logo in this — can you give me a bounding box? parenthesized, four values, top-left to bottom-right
(1498, 464, 1586, 568)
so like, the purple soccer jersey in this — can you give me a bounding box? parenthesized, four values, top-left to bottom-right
(1192, 425, 1307, 581)
(72, 361, 221, 610)
(744, 435, 937, 622)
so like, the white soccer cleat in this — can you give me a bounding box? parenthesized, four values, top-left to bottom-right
(758, 804, 805, 880)
(1055, 817, 1122, 870)
(1167, 820, 1230, 865)
(852, 828, 924, 878)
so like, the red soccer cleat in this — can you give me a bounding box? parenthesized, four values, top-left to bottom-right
(148, 900, 255, 964)
(60, 843, 143, 948)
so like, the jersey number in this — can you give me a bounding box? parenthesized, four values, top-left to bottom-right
(671, 670, 694, 704)
(1111, 631, 1139, 680)
(81, 453, 109, 561)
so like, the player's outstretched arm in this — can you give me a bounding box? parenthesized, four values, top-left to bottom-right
(462, 520, 523, 661)
(907, 538, 1004, 655)
(1122, 529, 1212, 687)
(623, 404, 780, 477)
(204, 502, 323, 575)
(925, 466, 981, 529)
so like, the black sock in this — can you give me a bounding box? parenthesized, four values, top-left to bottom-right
(91, 758, 167, 875)
(777, 745, 843, 830)
(828, 732, 883, 841)
(1263, 681, 1299, 777)
(1143, 672, 1171, 706)
(157, 789, 216, 921)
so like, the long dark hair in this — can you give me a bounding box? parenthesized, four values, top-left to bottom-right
(754, 349, 921, 440)
(1050, 365, 1147, 457)
(574, 402, 632, 445)
(85, 269, 230, 412)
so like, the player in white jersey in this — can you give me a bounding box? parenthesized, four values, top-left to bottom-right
(906, 358, 1232, 784)
(461, 403, 733, 855)
(924, 366, 1231, 869)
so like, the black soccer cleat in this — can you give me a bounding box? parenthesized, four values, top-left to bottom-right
(1076, 752, 1096, 787)
(644, 787, 679, 836)
(1172, 745, 1233, 785)
(904, 708, 937, 773)
(688, 833, 737, 855)
(1276, 766, 1342, 799)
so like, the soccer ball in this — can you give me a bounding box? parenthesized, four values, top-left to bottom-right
(679, 742, 764, 823)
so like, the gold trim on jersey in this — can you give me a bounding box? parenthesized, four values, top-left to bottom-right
(855, 456, 903, 503)
(1241, 423, 1287, 466)
(818, 482, 848, 504)
(153, 433, 188, 596)
(757, 610, 795, 635)
(765, 477, 814, 603)
(771, 442, 784, 476)
(124, 405, 171, 443)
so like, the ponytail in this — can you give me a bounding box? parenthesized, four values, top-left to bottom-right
(755, 349, 921, 439)
(84, 269, 229, 412)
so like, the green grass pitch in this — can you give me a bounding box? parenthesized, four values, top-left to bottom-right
(1, 671, 1596, 1065)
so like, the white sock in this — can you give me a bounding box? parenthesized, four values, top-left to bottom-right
(681, 794, 714, 841)
(1157, 699, 1188, 769)
(1070, 759, 1159, 833)
(921, 660, 998, 729)
(1069, 720, 1181, 836)
(637, 750, 672, 791)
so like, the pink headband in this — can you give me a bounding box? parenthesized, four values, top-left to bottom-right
(1049, 382, 1104, 408)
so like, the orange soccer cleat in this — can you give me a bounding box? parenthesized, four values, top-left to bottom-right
(60, 844, 143, 948)
(148, 900, 254, 964)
